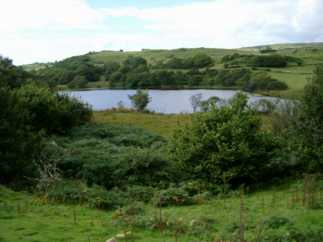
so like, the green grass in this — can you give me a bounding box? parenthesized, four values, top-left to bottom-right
(1, 180, 323, 242)
(0, 186, 165, 242)
(93, 111, 191, 138)
(77, 44, 323, 98)
(22, 43, 323, 98)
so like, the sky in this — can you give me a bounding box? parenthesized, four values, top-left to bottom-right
(1, 0, 323, 64)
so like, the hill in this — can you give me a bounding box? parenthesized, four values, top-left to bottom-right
(22, 42, 323, 98)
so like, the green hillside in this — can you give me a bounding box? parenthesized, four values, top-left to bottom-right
(23, 43, 323, 98)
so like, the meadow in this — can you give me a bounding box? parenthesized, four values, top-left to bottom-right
(1, 177, 323, 242)
(92, 111, 191, 138)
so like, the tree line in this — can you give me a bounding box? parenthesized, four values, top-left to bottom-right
(33, 54, 287, 92)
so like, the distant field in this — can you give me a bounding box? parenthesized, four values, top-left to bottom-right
(93, 111, 191, 138)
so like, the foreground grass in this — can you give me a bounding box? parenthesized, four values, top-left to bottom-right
(1, 180, 323, 242)
(93, 111, 191, 138)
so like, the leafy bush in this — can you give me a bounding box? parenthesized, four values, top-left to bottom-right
(163, 54, 214, 69)
(251, 55, 288, 68)
(0, 56, 30, 88)
(152, 182, 210, 207)
(54, 124, 172, 189)
(46, 179, 89, 204)
(171, 92, 282, 186)
(0, 87, 43, 185)
(45, 179, 127, 209)
(290, 65, 323, 172)
(153, 187, 194, 207)
(243, 72, 288, 92)
(0, 58, 92, 186)
(221, 53, 303, 68)
(129, 90, 151, 111)
(123, 185, 156, 203)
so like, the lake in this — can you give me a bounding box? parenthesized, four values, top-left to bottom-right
(65, 89, 278, 114)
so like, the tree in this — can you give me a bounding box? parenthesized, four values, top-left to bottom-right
(67, 75, 88, 89)
(171, 92, 280, 186)
(0, 56, 30, 88)
(199, 96, 221, 112)
(190, 93, 202, 112)
(291, 65, 323, 172)
(129, 90, 151, 112)
(0, 87, 43, 185)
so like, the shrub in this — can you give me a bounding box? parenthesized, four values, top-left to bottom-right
(0, 56, 30, 88)
(14, 83, 92, 134)
(124, 185, 156, 203)
(171, 92, 282, 186)
(290, 65, 323, 172)
(163, 54, 214, 69)
(46, 180, 89, 204)
(250, 55, 288, 68)
(153, 187, 194, 207)
(55, 124, 172, 189)
(45, 179, 127, 209)
(264, 216, 293, 229)
(0, 87, 43, 185)
(129, 90, 151, 111)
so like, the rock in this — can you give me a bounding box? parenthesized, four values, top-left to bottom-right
(105, 237, 116, 242)
(115, 231, 132, 239)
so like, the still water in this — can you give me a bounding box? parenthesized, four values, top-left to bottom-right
(65, 89, 278, 114)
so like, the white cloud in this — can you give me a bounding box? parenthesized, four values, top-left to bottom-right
(102, 0, 323, 48)
(0, 0, 105, 64)
(0, 0, 103, 31)
(0, 0, 323, 64)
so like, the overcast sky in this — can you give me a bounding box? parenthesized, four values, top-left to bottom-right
(1, 0, 323, 64)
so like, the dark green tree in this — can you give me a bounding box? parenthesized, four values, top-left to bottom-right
(291, 66, 323, 172)
(129, 90, 151, 112)
(171, 92, 280, 186)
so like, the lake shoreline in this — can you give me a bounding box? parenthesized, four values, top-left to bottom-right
(63, 89, 280, 114)
(58, 86, 283, 98)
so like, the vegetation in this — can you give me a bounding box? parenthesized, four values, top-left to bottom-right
(129, 90, 151, 111)
(2, 47, 323, 241)
(0, 57, 92, 186)
(160, 53, 214, 69)
(92, 111, 191, 138)
(171, 92, 282, 187)
(23, 43, 323, 98)
(1, 178, 323, 242)
(222, 54, 303, 68)
(289, 65, 323, 172)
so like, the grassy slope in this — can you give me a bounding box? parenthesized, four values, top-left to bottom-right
(88, 44, 323, 98)
(22, 42, 323, 98)
(1, 181, 323, 242)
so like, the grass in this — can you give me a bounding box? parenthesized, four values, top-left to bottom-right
(83, 44, 323, 98)
(1, 179, 323, 242)
(92, 111, 191, 138)
(22, 43, 323, 99)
